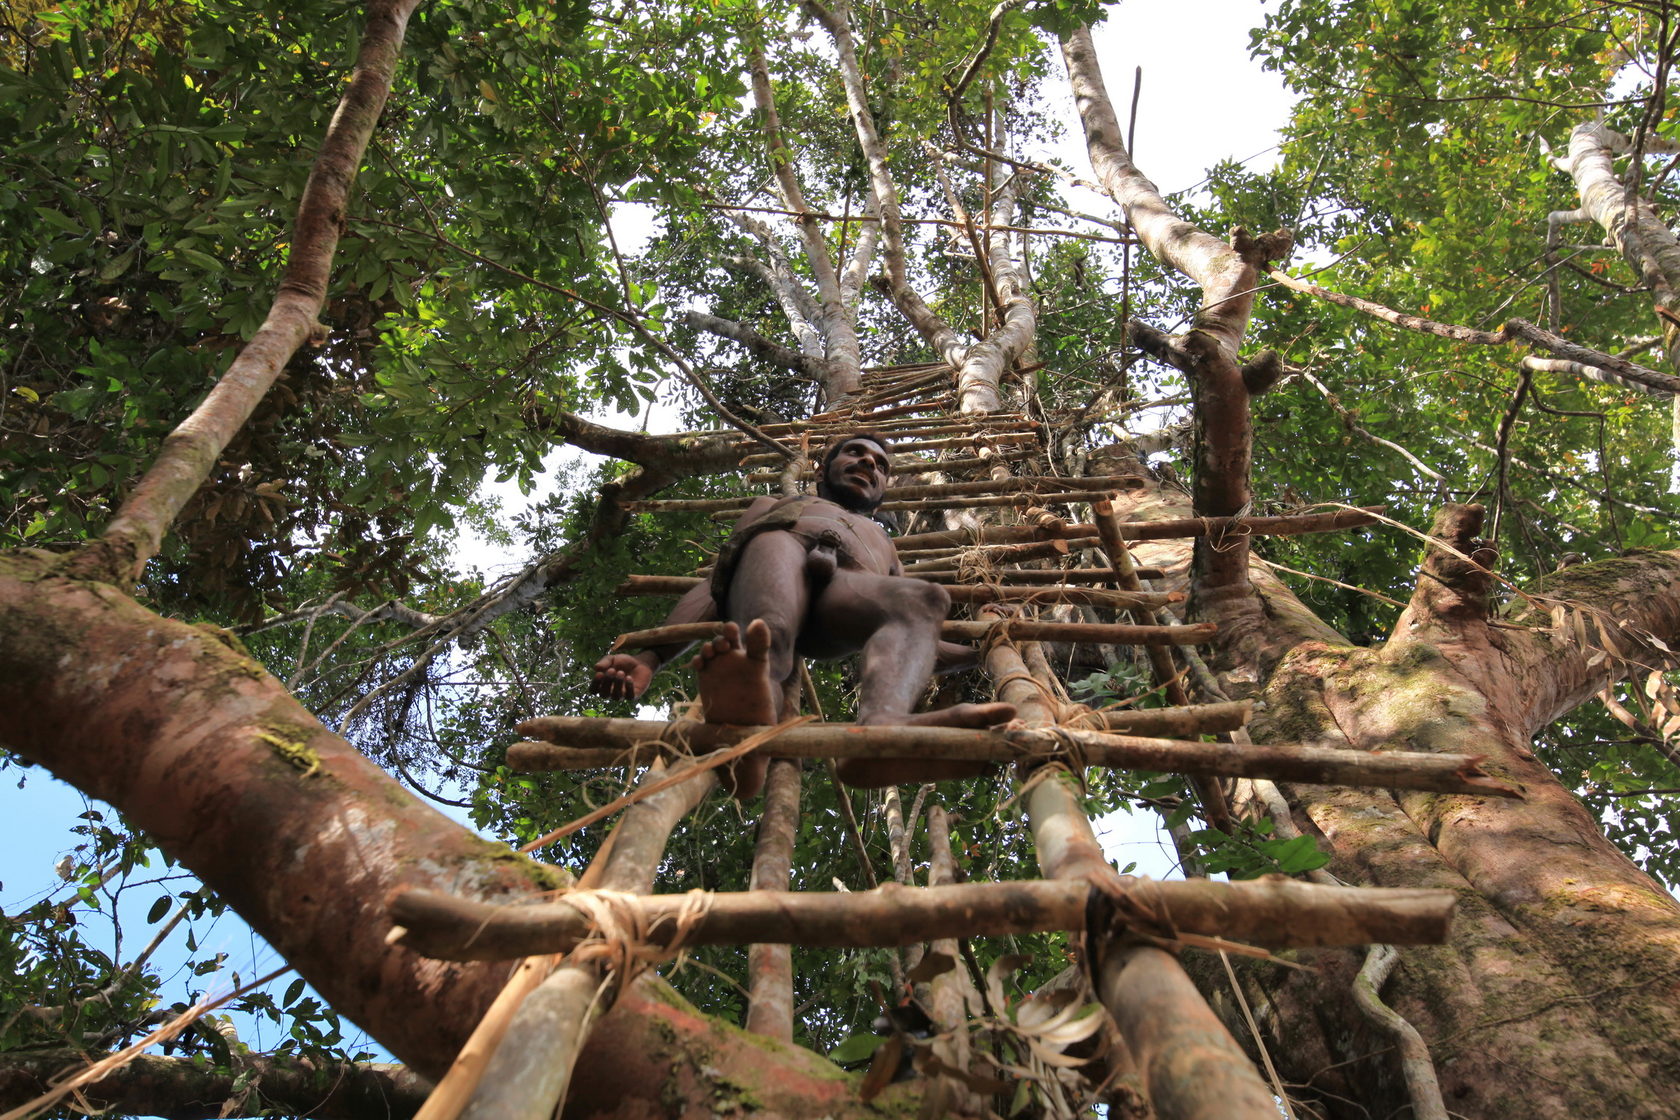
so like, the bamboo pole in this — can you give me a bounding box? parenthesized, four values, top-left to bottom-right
(457, 759, 716, 1120)
(387, 877, 1457, 961)
(616, 574, 1180, 610)
(891, 507, 1382, 552)
(506, 727, 1517, 800)
(608, 618, 1215, 652)
(745, 759, 801, 1042)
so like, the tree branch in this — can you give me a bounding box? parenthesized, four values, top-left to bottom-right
(80, 0, 424, 584)
(0, 1051, 429, 1120)
(1269, 269, 1680, 396)
(683, 310, 827, 380)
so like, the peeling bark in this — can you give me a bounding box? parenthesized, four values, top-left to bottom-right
(1558, 120, 1680, 361)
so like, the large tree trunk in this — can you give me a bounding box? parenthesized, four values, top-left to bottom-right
(0, 550, 904, 1117)
(1107, 476, 1680, 1118)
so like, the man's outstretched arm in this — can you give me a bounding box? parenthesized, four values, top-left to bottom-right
(591, 582, 716, 701)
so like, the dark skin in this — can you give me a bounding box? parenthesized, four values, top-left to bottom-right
(592, 438, 1015, 796)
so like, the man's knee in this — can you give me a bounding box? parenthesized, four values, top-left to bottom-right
(890, 577, 949, 622)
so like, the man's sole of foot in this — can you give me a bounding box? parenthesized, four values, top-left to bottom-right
(692, 619, 777, 798)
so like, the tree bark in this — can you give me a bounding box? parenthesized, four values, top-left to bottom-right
(0, 552, 892, 1115)
(0, 1051, 429, 1120)
(1211, 532, 1680, 1116)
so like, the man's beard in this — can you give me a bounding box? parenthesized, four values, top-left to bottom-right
(816, 477, 884, 513)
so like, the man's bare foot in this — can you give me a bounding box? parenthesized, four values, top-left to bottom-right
(692, 619, 777, 798)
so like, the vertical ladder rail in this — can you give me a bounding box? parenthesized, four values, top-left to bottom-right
(983, 628, 1279, 1120)
(458, 759, 717, 1120)
(745, 758, 802, 1042)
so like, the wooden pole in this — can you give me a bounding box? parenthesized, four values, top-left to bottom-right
(891, 506, 1382, 552)
(745, 451, 1035, 484)
(908, 566, 1170, 584)
(745, 759, 801, 1042)
(899, 537, 1081, 569)
(617, 574, 1181, 610)
(735, 430, 1039, 467)
(925, 804, 977, 1114)
(695, 491, 1154, 519)
(457, 759, 716, 1120)
(608, 618, 1214, 653)
(387, 877, 1457, 961)
(1091, 497, 1232, 831)
(982, 621, 1285, 1118)
(505, 718, 1517, 797)
(1078, 700, 1250, 737)
(1094, 945, 1284, 1119)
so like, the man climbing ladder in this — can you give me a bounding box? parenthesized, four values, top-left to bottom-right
(590, 432, 1015, 796)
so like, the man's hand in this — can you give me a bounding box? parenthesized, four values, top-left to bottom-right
(591, 652, 657, 702)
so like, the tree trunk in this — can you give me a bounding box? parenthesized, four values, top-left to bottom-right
(1119, 488, 1680, 1118)
(0, 551, 908, 1117)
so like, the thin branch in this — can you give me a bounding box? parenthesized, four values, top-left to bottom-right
(79, 0, 425, 583)
(357, 217, 796, 458)
(1271, 269, 1680, 396)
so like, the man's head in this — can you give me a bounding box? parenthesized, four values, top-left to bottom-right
(815, 432, 891, 512)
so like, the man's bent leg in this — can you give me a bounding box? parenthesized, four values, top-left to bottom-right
(813, 570, 1013, 787)
(698, 532, 812, 798)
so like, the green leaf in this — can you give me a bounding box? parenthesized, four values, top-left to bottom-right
(828, 1033, 887, 1063)
(145, 896, 172, 924)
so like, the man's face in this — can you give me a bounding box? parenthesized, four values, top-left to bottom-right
(823, 438, 890, 511)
